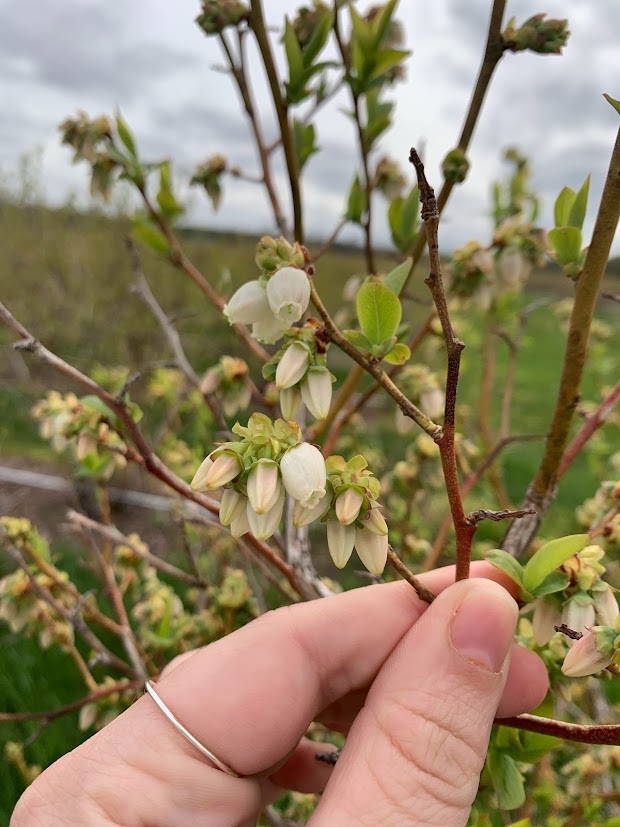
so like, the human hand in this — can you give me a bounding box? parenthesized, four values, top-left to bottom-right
(12, 563, 547, 826)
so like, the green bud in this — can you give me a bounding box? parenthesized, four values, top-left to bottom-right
(441, 149, 470, 184)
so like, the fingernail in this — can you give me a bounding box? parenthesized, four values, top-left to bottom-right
(450, 583, 518, 672)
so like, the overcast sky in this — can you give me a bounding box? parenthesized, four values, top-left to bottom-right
(1, 0, 619, 252)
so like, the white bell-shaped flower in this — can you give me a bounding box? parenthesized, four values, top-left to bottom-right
(230, 503, 251, 539)
(280, 442, 327, 509)
(562, 595, 596, 644)
(247, 459, 281, 515)
(219, 488, 246, 527)
(364, 507, 388, 536)
(280, 385, 302, 421)
(300, 367, 333, 420)
(251, 314, 289, 344)
(224, 280, 272, 325)
(327, 520, 355, 569)
(203, 451, 243, 490)
(190, 453, 215, 492)
(275, 342, 310, 390)
(561, 626, 616, 678)
(266, 266, 311, 324)
(354, 527, 388, 575)
(593, 586, 620, 627)
(292, 490, 331, 528)
(335, 487, 364, 526)
(531, 598, 562, 647)
(247, 487, 285, 540)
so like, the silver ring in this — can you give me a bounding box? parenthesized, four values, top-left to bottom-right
(144, 680, 241, 777)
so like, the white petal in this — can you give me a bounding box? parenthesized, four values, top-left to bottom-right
(292, 490, 331, 528)
(300, 367, 333, 420)
(247, 460, 281, 515)
(266, 267, 311, 323)
(327, 521, 355, 568)
(251, 314, 289, 344)
(275, 343, 310, 390)
(247, 488, 285, 540)
(224, 280, 272, 325)
(354, 528, 388, 575)
(280, 443, 327, 508)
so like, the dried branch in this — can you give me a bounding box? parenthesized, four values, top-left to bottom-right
(409, 148, 474, 581)
(0, 680, 142, 724)
(499, 714, 620, 746)
(503, 126, 620, 556)
(387, 548, 435, 604)
(465, 507, 536, 525)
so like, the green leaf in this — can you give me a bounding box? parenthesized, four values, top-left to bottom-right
(507, 820, 531, 827)
(349, 6, 373, 54)
(522, 534, 589, 593)
(343, 329, 373, 351)
(568, 175, 590, 230)
(553, 186, 575, 228)
(531, 570, 570, 597)
(603, 93, 620, 116)
(368, 48, 410, 82)
(383, 343, 411, 365)
(548, 226, 583, 266)
(485, 549, 524, 587)
(346, 175, 367, 223)
(283, 18, 305, 100)
(384, 258, 412, 294)
(356, 282, 402, 345)
(132, 221, 171, 255)
(80, 395, 115, 418)
(157, 161, 183, 219)
(116, 111, 138, 158)
(488, 752, 525, 810)
(369, 0, 399, 47)
(302, 9, 333, 67)
(293, 119, 318, 171)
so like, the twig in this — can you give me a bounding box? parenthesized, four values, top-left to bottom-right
(387, 547, 435, 604)
(0, 301, 309, 598)
(0, 680, 142, 724)
(425, 434, 545, 569)
(558, 380, 620, 478)
(465, 507, 536, 525)
(499, 714, 620, 746)
(249, 0, 303, 242)
(502, 127, 620, 556)
(409, 148, 474, 581)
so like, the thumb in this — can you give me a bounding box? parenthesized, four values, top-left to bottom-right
(311, 579, 518, 827)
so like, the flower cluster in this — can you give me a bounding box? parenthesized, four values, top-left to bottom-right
(200, 356, 252, 417)
(561, 623, 619, 678)
(577, 480, 620, 548)
(373, 156, 406, 201)
(447, 241, 494, 301)
(502, 13, 570, 55)
(195, 0, 249, 35)
(291, 2, 332, 50)
(263, 327, 334, 421)
(530, 545, 619, 651)
(190, 154, 228, 211)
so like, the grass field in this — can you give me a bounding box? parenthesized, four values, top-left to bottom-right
(0, 200, 619, 820)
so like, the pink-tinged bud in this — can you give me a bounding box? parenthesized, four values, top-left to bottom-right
(280, 442, 327, 509)
(204, 450, 243, 490)
(219, 488, 246, 527)
(251, 314, 289, 344)
(420, 387, 445, 420)
(355, 527, 388, 575)
(562, 595, 596, 642)
(335, 487, 364, 526)
(190, 454, 215, 492)
(247, 459, 281, 515)
(230, 505, 251, 539)
(266, 266, 311, 324)
(531, 598, 562, 646)
(223, 280, 272, 325)
(593, 587, 620, 627)
(275, 343, 310, 390)
(561, 626, 616, 678)
(327, 520, 355, 569)
(292, 490, 331, 528)
(76, 432, 97, 460)
(301, 367, 333, 420)
(247, 487, 285, 540)
(280, 385, 302, 421)
(364, 507, 388, 536)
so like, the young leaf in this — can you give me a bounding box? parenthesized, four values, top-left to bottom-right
(553, 186, 575, 228)
(302, 9, 334, 67)
(116, 111, 138, 158)
(283, 18, 306, 101)
(548, 226, 582, 266)
(522, 534, 589, 593)
(488, 752, 525, 810)
(383, 258, 412, 294)
(369, 0, 399, 47)
(383, 342, 411, 365)
(132, 221, 171, 255)
(567, 175, 590, 230)
(485, 549, 525, 588)
(603, 92, 620, 116)
(346, 175, 367, 223)
(343, 329, 373, 352)
(531, 570, 570, 597)
(368, 49, 410, 82)
(356, 282, 402, 345)
(293, 120, 318, 171)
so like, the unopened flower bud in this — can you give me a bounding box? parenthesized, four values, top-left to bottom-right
(335, 487, 365, 526)
(247, 487, 285, 540)
(355, 527, 388, 575)
(280, 385, 302, 421)
(219, 488, 246, 526)
(224, 280, 272, 325)
(266, 266, 311, 324)
(190, 454, 215, 491)
(364, 507, 388, 536)
(561, 626, 616, 678)
(247, 459, 281, 515)
(327, 520, 356, 569)
(280, 442, 327, 509)
(230, 505, 251, 539)
(441, 148, 470, 185)
(251, 314, 289, 344)
(204, 450, 243, 490)
(292, 490, 331, 528)
(275, 343, 310, 390)
(562, 594, 596, 642)
(300, 367, 333, 420)
(593, 586, 620, 627)
(531, 597, 562, 646)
